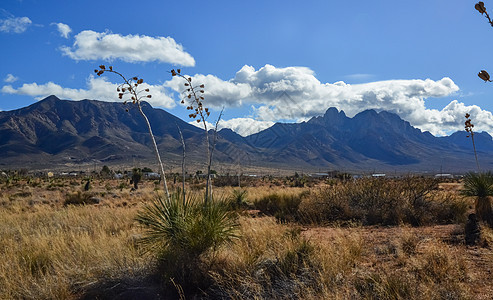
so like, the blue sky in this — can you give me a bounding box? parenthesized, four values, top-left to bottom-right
(1, 0, 493, 136)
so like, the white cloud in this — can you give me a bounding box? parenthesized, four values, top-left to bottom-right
(344, 73, 375, 81)
(61, 30, 195, 66)
(0, 16, 31, 33)
(188, 119, 215, 131)
(218, 118, 274, 136)
(165, 64, 493, 136)
(187, 117, 273, 136)
(1, 76, 176, 109)
(165, 74, 251, 108)
(4, 74, 18, 83)
(52, 22, 71, 38)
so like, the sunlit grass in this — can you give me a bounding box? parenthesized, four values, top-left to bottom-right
(0, 177, 487, 298)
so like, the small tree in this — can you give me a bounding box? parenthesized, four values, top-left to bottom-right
(100, 165, 112, 178)
(131, 167, 142, 190)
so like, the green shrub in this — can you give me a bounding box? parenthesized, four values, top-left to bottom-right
(64, 191, 99, 206)
(254, 192, 307, 222)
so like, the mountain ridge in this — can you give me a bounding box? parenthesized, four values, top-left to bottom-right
(0, 95, 492, 173)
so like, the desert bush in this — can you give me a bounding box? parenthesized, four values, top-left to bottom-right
(135, 192, 239, 291)
(355, 242, 470, 300)
(208, 217, 322, 299)
(355, 272, 417, 300)
(299, 177, 467, 226)
(254, 191, 308, 222)
(208, 218, 366, 299)
(64, 191, 100, 206)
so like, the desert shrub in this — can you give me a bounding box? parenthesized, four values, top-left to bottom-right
(208, 218, 322, 299)
(355, 272, 416, 300)
(135, 192, 239, 292)
(254, 192, 308, 222)
(355, 242, 470, 300)
(299, 177, 467, 226)
(130, 168, 142, 190)
(64, 191, 99, 206)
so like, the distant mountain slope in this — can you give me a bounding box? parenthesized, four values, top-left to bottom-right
(245, 107, 493, 172)
(0, 95, 492, 172)
(0, 96, 216, 168)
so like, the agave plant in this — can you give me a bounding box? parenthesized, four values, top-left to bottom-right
(462, 172, 493, 226)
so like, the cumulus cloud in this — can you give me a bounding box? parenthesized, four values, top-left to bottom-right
(218, 118, 274, 136)
(0, 16, 31, 33)
(1, 76, 175, 109)
(165, 74, 251, 107)
(188, 117, 274, 136)
(61, 30, 195, 66)
(4, 74, 18, 83)
(52, 22, 71, 38)
(165, 64, 493, 136)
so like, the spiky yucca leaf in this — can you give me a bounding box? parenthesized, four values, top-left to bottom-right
(462, 172, 493, 198)
(135, 192, 239, 258)
(135, 192, 191, 254)
(462, 172, 493, 226)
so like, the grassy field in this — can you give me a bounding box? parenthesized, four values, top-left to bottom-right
(1, 176, 492, 299)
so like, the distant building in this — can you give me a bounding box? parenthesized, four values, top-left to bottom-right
(309, 173, 329, 178)
(372, 173, 386, 177)
(144, 172, 161, 179)
(198, 173, 217, 179)
(435, 173, 454, 179)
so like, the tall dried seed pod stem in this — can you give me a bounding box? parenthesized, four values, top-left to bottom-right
(94, 65, 170, 199)
(171, 69, 218, 203)
(465, 113, 480, 172)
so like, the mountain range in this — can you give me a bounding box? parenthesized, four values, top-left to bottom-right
(0, 95, 491, 173)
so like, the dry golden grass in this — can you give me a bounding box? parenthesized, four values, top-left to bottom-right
(0, 177, 492, 299)
(0, 179, 155, 299)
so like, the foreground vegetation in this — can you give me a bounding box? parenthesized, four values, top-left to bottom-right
(1, 175, 493, 299)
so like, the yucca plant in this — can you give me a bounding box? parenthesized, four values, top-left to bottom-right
(462, 172, 493, 226)
(135, 192, 239, 287)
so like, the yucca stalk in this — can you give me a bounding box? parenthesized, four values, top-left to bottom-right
(171, 69, 222, 203)
(465, 113, 480, 172)
(176, 124, 186, 204)
(94, 65, 170, 199)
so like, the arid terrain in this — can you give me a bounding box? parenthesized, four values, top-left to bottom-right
(1, 175, 492, 299)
